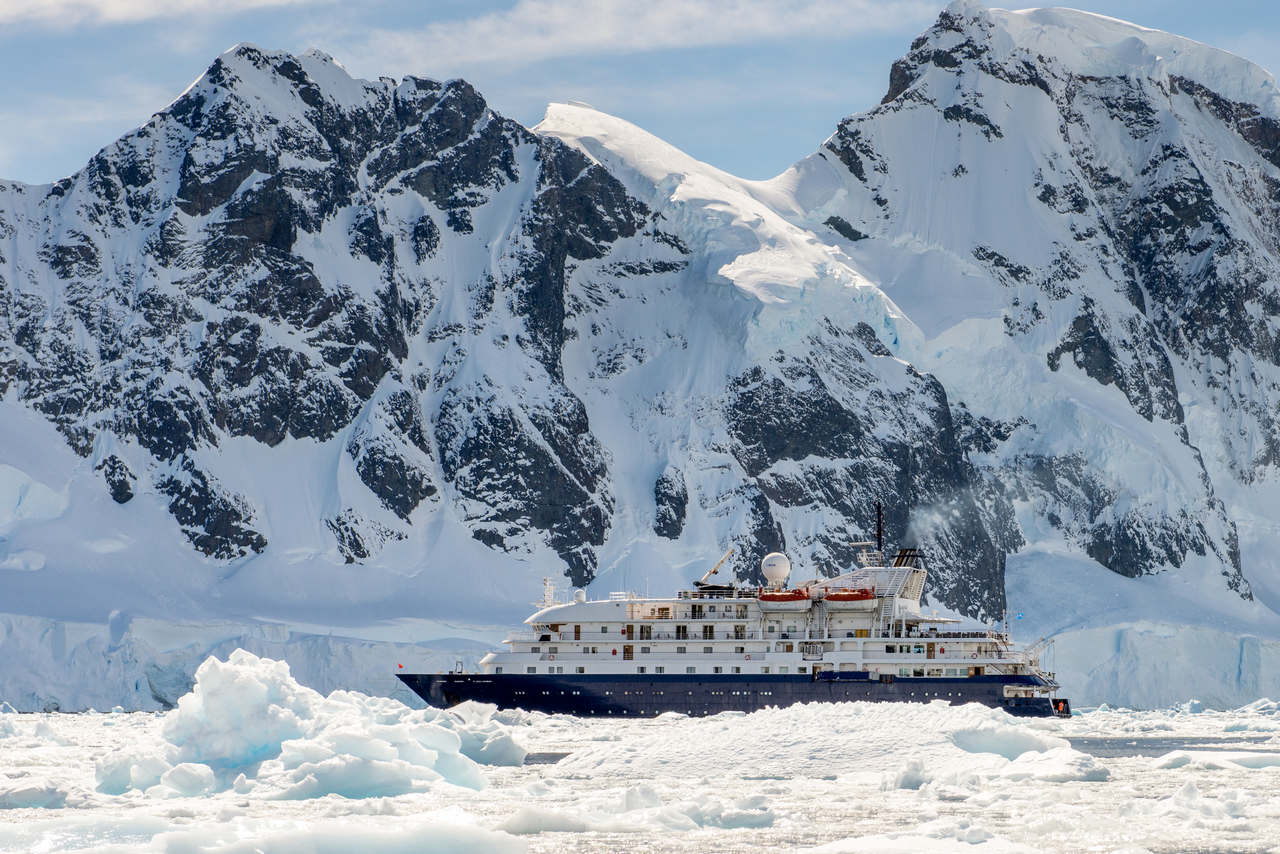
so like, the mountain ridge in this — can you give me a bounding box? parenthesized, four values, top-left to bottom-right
(2, 1, 1279, 710)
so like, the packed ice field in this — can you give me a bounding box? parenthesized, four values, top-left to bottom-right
(1, 652, 1279, 854)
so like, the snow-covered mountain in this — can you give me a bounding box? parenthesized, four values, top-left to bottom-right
(3, 2, 1280, 710)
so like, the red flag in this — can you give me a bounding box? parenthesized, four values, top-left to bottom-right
(397, 663, 404, 669)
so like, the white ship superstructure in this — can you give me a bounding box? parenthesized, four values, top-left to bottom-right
(478, 547, 1057, 703)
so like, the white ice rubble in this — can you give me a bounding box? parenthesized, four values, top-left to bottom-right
(2, 657, 1280, 852)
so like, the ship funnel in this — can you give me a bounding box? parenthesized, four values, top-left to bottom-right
(761, 553, 791, 588)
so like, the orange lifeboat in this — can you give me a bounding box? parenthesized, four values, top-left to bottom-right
(757, 588, 811, 612)
(822, 587, 876, 611)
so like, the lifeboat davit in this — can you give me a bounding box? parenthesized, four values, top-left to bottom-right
(757, 588, 811, 612)
(822, 587, 877, 611)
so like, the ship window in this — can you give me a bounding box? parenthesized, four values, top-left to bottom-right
(548, 647, 558, 653)
(691, 605, 704, 619)
(582, 647, 590, 654)
(656, 666, 665, 674)
(702, 625, 714, 639)
(761, 667, 770, 674)
(601, 626, 608, 633)
(914, 646, 925, 655)
(686, 667, 696, 674)
(946, 668, 957, 676)
(640, 646, 650, 654)
(732, 666, 741, 674)
(703, 646, 713, 654)
(787, 625, 796, 633)
(887, 645, 895, 653)
(798, 666, 807, 673)
(658, 607, 671, 619)
(531, 647, 540, 653)
(576, 667, 585, 673)
(495, 667, 503, 674)
(779, 666, 789, 674)
(767, 626, 775, 634)
(708, 604, 717, 613)
(676, 646, 686, 654)
(528, 667, 537, 674)
(640, 625, 652, 640)
(714, 667, 723, 674)
(591, 646, 598, 653)
(734, 625, 746, 639)
(637, 666, 646, 674)
(556, 667, 564, 673)
(913, 668, 925, 677)
(927, 668, 942, 676)
(735, 646, 744, 654)
(676, 625, 689, 639)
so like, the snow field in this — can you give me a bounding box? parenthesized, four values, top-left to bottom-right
(2, 654, 1279, 853)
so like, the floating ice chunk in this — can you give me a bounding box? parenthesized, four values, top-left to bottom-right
(159, 763, 216, 797)
(882, 755, 932, 790)
(999, 747, 1110, 782)
(0, 779, 67, 809)
(497, 806, 592, 834)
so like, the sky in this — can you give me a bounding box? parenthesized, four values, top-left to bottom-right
(0, 0, 1277, 185)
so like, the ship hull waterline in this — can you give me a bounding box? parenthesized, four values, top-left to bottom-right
(398, 672, 1067, 718)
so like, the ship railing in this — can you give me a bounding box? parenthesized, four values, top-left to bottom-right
(676, 589, 758, 600)
(869, 651, 1010, 662)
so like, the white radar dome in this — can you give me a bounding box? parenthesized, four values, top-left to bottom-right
(573, 589, 587, 603)
(761, 553, 791, 586)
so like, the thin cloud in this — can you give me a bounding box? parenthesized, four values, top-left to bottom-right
(0, 0, 329, 26)
(351, 0, 938, 74)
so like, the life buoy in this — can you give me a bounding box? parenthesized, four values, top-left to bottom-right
(971, 653, 978, 659)
(745, 654, 751, 660)
(548, 655, 555, 660)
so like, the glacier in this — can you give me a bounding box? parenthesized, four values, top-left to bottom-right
(2, 1, 1280, 710)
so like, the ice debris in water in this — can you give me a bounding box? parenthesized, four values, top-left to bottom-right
(496, 784, 775, 834)
(94, 650, 526, 799)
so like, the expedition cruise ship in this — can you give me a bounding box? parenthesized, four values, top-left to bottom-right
(399, 546, 1071, 718)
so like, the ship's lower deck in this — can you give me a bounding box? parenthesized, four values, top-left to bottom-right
(398, 672, 1069, 718)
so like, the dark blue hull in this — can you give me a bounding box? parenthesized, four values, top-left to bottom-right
(398, 672, 1069, 718)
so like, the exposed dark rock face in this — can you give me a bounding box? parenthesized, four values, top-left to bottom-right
(653, 467, 687, 540)
(97, 456, 136, 504)
(815, 3, 1265, 597)
(0, 46, 646, 578)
